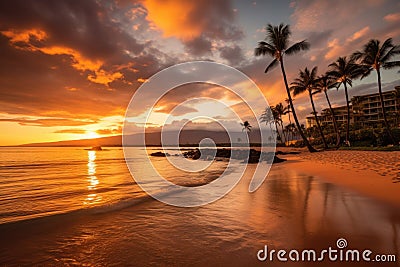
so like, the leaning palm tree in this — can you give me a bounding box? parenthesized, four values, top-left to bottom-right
(291, 67, 328, 149)
(328, 57, 363, 146)
(316, 73, 341, 147)
(352, 38, 400, 145)
(241, 121, 252, 132)
(255, 23, 316, 152)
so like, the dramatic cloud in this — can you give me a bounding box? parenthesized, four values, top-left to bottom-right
(0, 0, 168, 122)
(219, 45, 245, 66)
(142, 0, 243, 55)
(0, 0, 399, 145)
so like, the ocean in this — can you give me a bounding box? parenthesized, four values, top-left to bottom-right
(0, 147, 399, 266)
(0, 147, 229, 224)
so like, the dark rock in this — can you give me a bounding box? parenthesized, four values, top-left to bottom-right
(182, 148, 286, 164)
(273, 156, 286, 163)
(150, 151, 170, 157)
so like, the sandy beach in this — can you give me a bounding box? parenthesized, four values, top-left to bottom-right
(279, 150, 400, 207)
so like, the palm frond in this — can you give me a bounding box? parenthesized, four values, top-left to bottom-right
(254, 41, 275, 57)
(312, 88, 322, 95)
(380, 38, 393, 57)
(285, 40, 310, 55)
(351, 51, 363, 62)
(265, 58, 278, 73)
(382, 60, 400, 69)
(380, 45, 400, 63)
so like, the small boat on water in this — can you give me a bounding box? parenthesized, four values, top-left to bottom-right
(85, 146, 103, 151)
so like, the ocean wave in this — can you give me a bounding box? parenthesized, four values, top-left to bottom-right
(0, 186, 183, 226)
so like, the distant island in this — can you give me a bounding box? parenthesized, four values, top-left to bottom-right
(14, 129, 274, 147)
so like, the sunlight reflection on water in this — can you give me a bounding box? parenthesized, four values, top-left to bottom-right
(84, 151, 102, 205)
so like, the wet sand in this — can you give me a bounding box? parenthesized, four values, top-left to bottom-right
(1, 162, 399, 266)
(280, 150, 400, 207)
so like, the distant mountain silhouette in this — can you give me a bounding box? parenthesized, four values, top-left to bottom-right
(20, 130, 267, 147)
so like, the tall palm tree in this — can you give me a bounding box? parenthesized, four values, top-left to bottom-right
(291, 67, 328, 149)
(284, 98, 292, 125)
(255, 23, 317, 152)
(284, 123, 295, 142)
(328, 57, 363, 145)
(241, 121, 252, 132)
(352, 38, 400, 145)
(274, 103, 288, 144)
(316, 73, 341, 147)
(260, 107, 275, 136)
(260, 107, 285, 145)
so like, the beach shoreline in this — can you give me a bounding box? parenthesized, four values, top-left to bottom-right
(277, 149, 400, 208)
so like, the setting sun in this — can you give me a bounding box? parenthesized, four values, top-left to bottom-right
(85, 131, 100, 139)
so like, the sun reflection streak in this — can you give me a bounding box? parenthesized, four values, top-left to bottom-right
(84, 151, 102, 205)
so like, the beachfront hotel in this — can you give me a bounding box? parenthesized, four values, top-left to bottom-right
(306, 86, 400, 129)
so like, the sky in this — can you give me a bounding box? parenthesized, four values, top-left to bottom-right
(0, 0, 399, 145)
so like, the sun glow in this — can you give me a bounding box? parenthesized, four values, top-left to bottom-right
(85, 131, 100, 139)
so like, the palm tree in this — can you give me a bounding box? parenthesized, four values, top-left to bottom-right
(284, 98, 292, 125)
(260, 107, 283, 145)
(316, 73, 341, 147)
(328, 57, 363, 145)
(272, 107, 283, 144)
(291, 67, 328, 149)
(241, 121, 252, 132)
(255, 23, 317, 152)
(284, 123, 295, 142)
(274, 103, 288, 144)
(260, 107, 275, 135)
(352, 38, 400, 145)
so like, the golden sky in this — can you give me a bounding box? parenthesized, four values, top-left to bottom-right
(0, 0, 399, 145)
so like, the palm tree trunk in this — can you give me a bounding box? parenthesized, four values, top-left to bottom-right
(343, 83, 351, 145)
(324, 90, 341, 148)
(376, 68, 396, 145)
(279, 59, 317, 152)
(280, 122, 286, 144)
(309, 91, 328, 149)
(275, 122, 282, 144)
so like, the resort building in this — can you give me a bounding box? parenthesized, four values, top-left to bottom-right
(306, 86, 400, 128)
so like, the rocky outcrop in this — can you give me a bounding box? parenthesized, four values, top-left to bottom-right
(182, 148, 286, 164)
(150, 151, 170, 157)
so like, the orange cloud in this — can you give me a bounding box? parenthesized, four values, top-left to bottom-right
(88, 70, 123, 86)
(0, 118, 97, 127)
(384, 12, 400, 22)
(39, 45, 102, 71)
(1, 29, 47, 43)
(143, 0, 204, 40)
(54, 129, 86, 134)
(1, 29, 123, 86)
(347, 26, 370, 42)
(137, 78, 148, 83)
(96, 126, 122, 135)
(324, 26, 370, 60)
